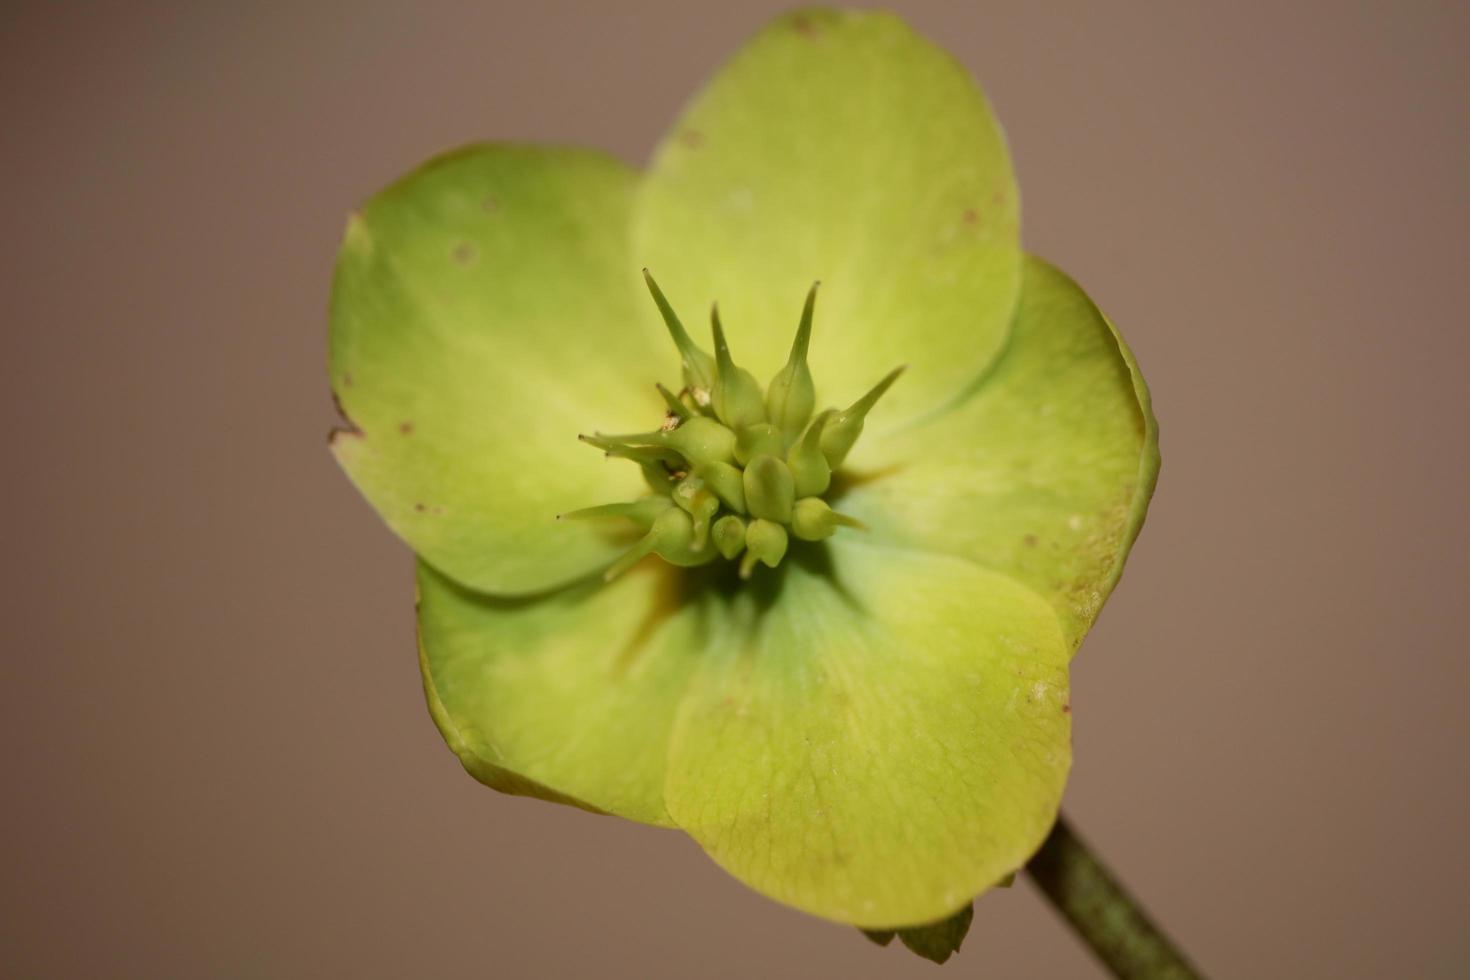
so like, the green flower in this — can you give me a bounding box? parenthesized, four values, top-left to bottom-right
(328, 6, 1158, 940)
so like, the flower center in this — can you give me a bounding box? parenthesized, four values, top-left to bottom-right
(564, 271, 903, 581)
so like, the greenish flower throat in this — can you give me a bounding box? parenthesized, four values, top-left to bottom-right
(562, 271, 902, 581)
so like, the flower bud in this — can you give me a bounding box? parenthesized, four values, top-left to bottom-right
(712, 514, 747, 560)
(740, 518, 788, 579)
(742, 454, 795, 524)
(735, 423, 784, 465)
(672, 475, 720, 548)
(695, 460, 747, 513)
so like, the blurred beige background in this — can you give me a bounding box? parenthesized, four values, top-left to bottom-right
(3, 2, 1466, 977)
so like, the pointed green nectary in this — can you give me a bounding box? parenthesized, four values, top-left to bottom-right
(558, 496, 673, 528)
(786, 410, 833, 498)
(592, 416, 737, 469)
(644, 269, 716, 392)
(790, 496, 863, 542)
(709, 305, 768, 430)
(765, 282, 819, 441)
(820, 366, 906, 467)
(604, 505, 715, 581)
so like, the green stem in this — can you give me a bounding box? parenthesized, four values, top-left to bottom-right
(1025, 814, 1205, 980)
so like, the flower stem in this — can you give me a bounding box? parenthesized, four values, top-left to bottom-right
(1025, 814, 1205, 980)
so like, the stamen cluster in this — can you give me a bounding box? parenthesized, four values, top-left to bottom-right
(565, 271, 902, 580)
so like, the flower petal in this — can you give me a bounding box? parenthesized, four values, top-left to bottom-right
(633, 8, 1021, 428)
(841, 255, 1160, 651)
(330, 145, 667, 595)
(416, 559, 704, 827)
(663, 541, 1070, 928)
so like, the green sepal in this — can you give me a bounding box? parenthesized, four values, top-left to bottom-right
(765, 281, 819, 441)
(742, 454, 795, 524)
(786, 410, 833, 498)
(840, 255, 1160, 652)
(821, 365, 905, 468)
(790, 497, 862, 542)
(710, 305, 768, 430)
(643, 268, 715, 391)
(734, 422, 784, 465)
(895, 902, 975, 964)
(695, 460, 747, 513)
(712, 514, 747, 560)
(861, 899, 975, 961)
(557, 496, 673, 528)
(739, 518, 788, 579)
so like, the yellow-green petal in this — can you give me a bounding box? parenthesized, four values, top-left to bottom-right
(841, 256, 1160, 651)
(330, 145, 666, 595)
(664, 541, 1070, 927)
(633, 8, 1021, 429)
(416, 559, 703, 827)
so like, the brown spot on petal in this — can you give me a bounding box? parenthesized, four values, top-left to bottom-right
(680, 129, 704, 149)
(962, 208, 980, 227)
(1062, 703, 1072, 714)
(451, 242, 477, 266)
(399, 421, 414, 435)
(1023, 533, 1039, 547)
(481, 194, 498, 214)
(792, 13, 819, 37)
(342, 372, 354, 387)
(414, 502, 427, 513)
